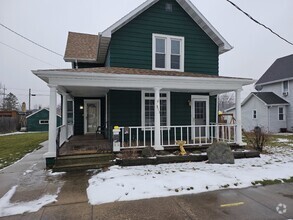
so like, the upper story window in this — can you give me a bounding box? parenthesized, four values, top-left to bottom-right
(152, 34, 184, 72)
(282, 81, 289, 96)
(252, 110, 257, 119)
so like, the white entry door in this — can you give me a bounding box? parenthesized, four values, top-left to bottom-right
(191, 96, 209, 139)
(84, 100, 101, 134)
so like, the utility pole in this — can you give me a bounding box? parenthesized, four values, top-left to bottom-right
(29, 88, 36, 111)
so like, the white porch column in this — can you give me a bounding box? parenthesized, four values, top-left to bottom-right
(154, 87, 163, 150)
(44, 84, 57, 158)
(62, 93, 68, 139)
(235, 88, 243, 145)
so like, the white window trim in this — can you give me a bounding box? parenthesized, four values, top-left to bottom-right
(278, 106, 285, 121)
(191, 95, 209, 126)
(83, 99, 101, 134)
(141, 90, 170, 128)
(152, 33, 185, 72)
(39, 119, 49, 125)
(252, 109, 257, 119)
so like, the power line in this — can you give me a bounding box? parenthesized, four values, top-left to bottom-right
(0, 41, 60, 68)
(0, 22, 63, 57)
(225, 0, 293, 46)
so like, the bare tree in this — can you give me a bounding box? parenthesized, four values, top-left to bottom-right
(218, 92, 235, 112)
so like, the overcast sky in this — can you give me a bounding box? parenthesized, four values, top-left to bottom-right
(0, 0, 293, 108)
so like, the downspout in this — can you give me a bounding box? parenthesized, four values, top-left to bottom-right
(267, 106, 270, 132)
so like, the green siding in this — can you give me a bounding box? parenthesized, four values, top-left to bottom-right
(74, 97, 105, 135)
(27, 109, 61, 132)
(108, 90, 141, 128)
(109, 0, 218, 74)
(108, 90, 216, 128)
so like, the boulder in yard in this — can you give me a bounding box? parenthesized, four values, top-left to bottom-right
(207, 142, 235, 164)
(141, 146, 156, 158)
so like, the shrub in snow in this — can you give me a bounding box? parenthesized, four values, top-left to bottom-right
(243, 127, 270, 152)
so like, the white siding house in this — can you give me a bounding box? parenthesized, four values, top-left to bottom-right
(225, 92, 288, 133)
(227, 54, 293, 133)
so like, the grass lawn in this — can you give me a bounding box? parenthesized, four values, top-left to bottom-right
(0, 132, 48, 169)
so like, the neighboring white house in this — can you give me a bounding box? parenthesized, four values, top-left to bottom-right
(226, 54, 293, 133)
(225, 92, 289, 132)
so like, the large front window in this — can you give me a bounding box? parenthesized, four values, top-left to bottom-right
(142, 91, 170, 127)
(152, 34, 184, 71)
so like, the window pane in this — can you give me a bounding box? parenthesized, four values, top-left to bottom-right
(156, 38, 165, 53)
(171, 55, 180, 69)
(171, 40, 180, 54)
(283, 81, 288, 92)
(156, 54, 165, 68)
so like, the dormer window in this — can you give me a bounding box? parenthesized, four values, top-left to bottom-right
(152, 33, 184, 72)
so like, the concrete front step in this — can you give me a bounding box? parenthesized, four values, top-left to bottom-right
(53, 161, 115, 172)
(55, 154, 114, 166)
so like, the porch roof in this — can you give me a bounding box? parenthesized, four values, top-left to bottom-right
(33, 67, 254, 96)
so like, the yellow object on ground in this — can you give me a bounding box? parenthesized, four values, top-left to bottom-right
(176, 140, 187, 155)
(220, 202, 244, 208)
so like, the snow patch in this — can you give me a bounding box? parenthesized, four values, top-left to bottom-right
(87, 146, 293, 205)
(0, 185, 58, 217)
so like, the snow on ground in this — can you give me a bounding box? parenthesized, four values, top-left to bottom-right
(0, 185, 59, 217)
(87, 146, 293, 205)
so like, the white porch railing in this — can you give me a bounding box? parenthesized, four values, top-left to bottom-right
(119, 124, 236, 149)
(56, 124, 74, 148)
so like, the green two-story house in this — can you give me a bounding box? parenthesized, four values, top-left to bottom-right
(33, 0, 253, 164)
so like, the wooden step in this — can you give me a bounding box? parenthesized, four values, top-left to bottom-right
(53, 161, 115, 172)
(55, 154, 114, 166)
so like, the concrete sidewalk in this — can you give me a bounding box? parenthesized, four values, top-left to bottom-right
(0, 143, 292, 220)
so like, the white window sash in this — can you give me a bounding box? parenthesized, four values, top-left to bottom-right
(141, 91, 170, 128)
(152, 33, 184, 72)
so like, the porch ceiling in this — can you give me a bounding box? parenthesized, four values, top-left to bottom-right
(33, 67, 255, 95)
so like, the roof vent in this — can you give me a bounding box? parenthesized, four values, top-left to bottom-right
(165, 3, 173, 12)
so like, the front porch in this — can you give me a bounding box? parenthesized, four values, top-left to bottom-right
(33, 67, 254, 167)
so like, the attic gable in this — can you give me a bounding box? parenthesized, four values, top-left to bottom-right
(102, 0, 232, 54)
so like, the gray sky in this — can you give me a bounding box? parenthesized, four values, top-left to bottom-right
(0, 0, 293, 108)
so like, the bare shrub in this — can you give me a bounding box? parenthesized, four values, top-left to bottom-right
(243, 127, 270, 152)
(121, 148, 139, 159)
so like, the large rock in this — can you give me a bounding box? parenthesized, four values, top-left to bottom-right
(207, 142, 235, 164)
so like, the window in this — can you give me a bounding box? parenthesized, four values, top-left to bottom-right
(278, 107, 285, 121)
(142, 91, 170, 127)
(252, 110, 257, 119)
(283, 81, 289, 96)
(39, 120, 49, 124)
(67, 100, 74, 124)
(152, 34, 184, 71)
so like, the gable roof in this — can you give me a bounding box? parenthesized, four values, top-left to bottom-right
(225, 92, 289, 112)
(252, 92, 289, 105)
(26, 108, 61, 119)
(102, 0, 232, 54)
(255, 54, 293, 86)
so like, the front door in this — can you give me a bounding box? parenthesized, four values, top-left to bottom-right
(84, 100, 100, 134)
(191, 96, 209, 139)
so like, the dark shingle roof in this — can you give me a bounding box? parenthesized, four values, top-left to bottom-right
(252, 92, 289, 105)
(64, 32, 99, 62)
(256, 54, 293, 85)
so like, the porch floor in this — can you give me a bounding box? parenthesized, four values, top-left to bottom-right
(58, 134, 112, 156)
